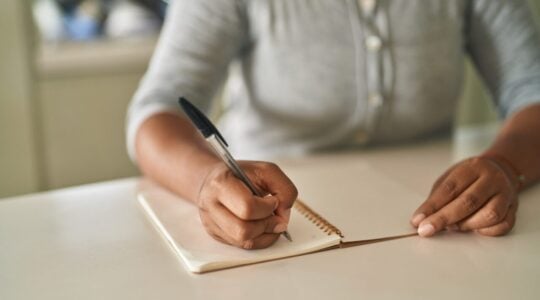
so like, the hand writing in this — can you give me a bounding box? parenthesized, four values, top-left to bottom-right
(197, 161, 297, 249)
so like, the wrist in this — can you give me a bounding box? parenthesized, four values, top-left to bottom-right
(478, 151, 526, 192)
(196, 159, 226, 195)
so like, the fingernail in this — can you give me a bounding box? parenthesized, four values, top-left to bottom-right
(274, 223, 287, 233)
(273, 199, 279, 210)
(418, 223, 435, 237)
(411, 213, 426, 226)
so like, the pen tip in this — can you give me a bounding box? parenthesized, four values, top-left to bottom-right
(283, 231, 293, 242)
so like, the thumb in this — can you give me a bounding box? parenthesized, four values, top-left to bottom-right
(263, 215, 288, 234)
(263, 195, 292, 223)
(243, 161, 298, 222)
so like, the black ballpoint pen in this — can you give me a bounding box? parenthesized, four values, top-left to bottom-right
(178, 97, 293, 242)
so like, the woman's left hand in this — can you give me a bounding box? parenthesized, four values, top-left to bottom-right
(410, 156, 519, 237)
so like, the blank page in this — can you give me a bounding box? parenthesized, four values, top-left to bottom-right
(283, 161, 421, 243)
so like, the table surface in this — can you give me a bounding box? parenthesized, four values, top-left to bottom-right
(1, 140, 539, 300)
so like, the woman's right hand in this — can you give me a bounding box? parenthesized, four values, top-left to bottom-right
(197, 161, 298, 249)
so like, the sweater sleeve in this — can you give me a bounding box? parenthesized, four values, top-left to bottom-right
(125, 0, 248, 162)
(466, 0, 540, 118)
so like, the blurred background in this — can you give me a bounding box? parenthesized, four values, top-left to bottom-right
(0, 0, 539, 198)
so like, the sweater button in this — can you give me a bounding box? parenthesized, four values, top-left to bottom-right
(366, 35, 382, 52)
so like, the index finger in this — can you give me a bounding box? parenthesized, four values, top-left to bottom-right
(246, 162, 298, 220)
(219, 174, 279, 221)
(417, 177, 496, 237)
(411, 166, 479, 226)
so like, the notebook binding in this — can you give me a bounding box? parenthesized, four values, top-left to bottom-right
(294, 200, 344, 238)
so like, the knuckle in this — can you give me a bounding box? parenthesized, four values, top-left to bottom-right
(263, 162, 280, 171)
(206, 176, 224, 192)
(456, 222, 469, 232)
(502, 219, 514, 232)
(242, 239, 255, 250)
(492, 223, 512, 237)
(421, 201, 436, 215)
(237, 200, 255, 220)
(196, 195, 208, 209)
(469, 157, 484, 167)
(435, 214, 449, 227)
(442, 180, 458, 197)
(484, 209, 502, 223)
(291, 185, 299, 200)
(478, 229, 497, 237)
(259, 162, 282, 176)
(492, 169, 507, 182)
(431, 178, 444, 191)
(500, 193, 513, 208)
(199, 213, 211, 227)
(482, 220, 514, 237)
(208, 231, 224, 243)
(427, 202, 437, 214)
(197, 194, 216, 210)
(462, 194, 480, 211)
(283, 184, 299, 205)
(232, 224, 251, 242)
(214, 163, 229, 175)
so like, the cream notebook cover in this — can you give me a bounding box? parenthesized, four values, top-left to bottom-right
(138, 162, 422, 273)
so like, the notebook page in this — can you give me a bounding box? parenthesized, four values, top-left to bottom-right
(282, 161, 421, 243)
(138, 183, 341, 273)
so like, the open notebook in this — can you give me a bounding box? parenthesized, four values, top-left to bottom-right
(138, 161, 423, 273)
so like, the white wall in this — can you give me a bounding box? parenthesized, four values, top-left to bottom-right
(0, 0, 41, 197)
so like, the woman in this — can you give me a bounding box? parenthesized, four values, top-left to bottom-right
(127, 0, 540, 249)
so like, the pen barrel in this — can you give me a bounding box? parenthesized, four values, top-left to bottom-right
(206, 135, 263, 196)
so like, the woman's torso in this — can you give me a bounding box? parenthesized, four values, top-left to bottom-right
(220, 0, 468, 159)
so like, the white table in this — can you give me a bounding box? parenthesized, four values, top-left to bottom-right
(1, 140, 539, 300)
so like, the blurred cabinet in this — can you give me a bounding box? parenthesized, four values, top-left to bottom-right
(35, 39, 156, 189)
(1, 0, 154, 197)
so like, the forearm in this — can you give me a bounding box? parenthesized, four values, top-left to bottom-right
(484, 103, 540, 188)
(135, 113, 221, 203)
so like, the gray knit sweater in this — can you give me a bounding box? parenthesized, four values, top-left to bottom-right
(127, 0, 540, 160)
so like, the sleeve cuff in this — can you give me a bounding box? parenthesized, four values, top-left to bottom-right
(499, 78, 540, 118)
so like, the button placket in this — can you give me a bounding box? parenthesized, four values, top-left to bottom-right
(360, 0, 376, 16)
(368, 93, 383, 107)
(346, 0, 388, 144)
(359, 0, 385, 136)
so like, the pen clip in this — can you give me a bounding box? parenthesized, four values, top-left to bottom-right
(178, 97, 228, 146)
